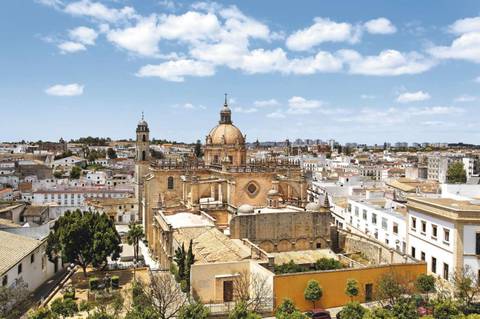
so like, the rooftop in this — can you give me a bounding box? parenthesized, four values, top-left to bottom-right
(272, 249, 338, 265)
(173, 227, 252, 264)
(0, 231, 41, 274)
(165, 212, 214, 229)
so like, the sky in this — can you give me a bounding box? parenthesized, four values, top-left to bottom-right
(1, 0, 480, 144)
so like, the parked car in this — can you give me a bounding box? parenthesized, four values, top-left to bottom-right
(306, 309, 332, 319)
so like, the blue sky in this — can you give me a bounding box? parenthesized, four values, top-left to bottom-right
(1, 0, 480, 144)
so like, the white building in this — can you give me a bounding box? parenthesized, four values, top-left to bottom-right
(406, 197, 480, 281)
(346, 198, 407, 253)
(0, 225, 63, 293)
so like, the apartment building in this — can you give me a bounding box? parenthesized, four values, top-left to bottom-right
(406, 197, 480, 281)
(346, 198, 407, 253)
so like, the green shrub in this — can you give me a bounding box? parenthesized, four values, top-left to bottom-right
(50, 298, 78, 318)
(338, 302, 366, 319)
(89, 277, 99, 290)
(111, 275, 119, 289)
(79, 300, 93, 312)
(314, 258, 343, 270)
(27, 307, 54, 319)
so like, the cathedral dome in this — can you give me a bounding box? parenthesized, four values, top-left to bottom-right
(207, 124, 245, 145)
(206, 96, 245, 145)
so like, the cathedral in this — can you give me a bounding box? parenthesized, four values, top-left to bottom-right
(134, 98, 330, 268)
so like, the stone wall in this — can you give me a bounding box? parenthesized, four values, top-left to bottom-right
(337, 229, 415, 265)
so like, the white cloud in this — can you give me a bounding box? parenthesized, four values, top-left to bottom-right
(287, 96, 323, 114)
(429, 31, 480, 63)
(475, 76, 480, 83)
(449, 17, 480, 35)
(45, 83, 84, 96)
(340, 49, 434, 76)
(157, 11, 220, 42)
(396, 91, 431, 103)
(136, 59, 215, 82)
(286, 17, 360, 51)
(360, 94, 376, 99)
(253, 99, 279, 107)
(266, 111, 286, 118)
(107, 15, 162, 57)
(69, 26, 98, 45)
(64, 0, 136, 23)
(234, 107, 258, 113)
(35, 0, 63, 9)
(454, 95, 476, 102)
(364, 18, 397, 35)
(58, 41, 86, 53)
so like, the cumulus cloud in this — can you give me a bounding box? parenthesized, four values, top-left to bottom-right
(35, 0, 63, 9)
(340, 49, 435, 76)
(449, 17, 480, 35)
(64, 0, 136, 22)
(45, 83, 84, 96)
(429, 16, 480, 63)
(287, 96, 323, 114)
(253, 99, 279, 107)
(364, 18, 397, 34)
(58, 41, 86, 53)
(429, 31, 480, 63)
(136, 59, 215, 82)
(396, 91, 431, 103)
(69, 26, 98, 45)
(172, 102, 206, 110)
(286, 17, 360, 51)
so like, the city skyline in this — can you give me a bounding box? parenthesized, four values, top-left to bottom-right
(2, 0, 480, 143)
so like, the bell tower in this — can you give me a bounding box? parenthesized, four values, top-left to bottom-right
(136, 112, 150, 162)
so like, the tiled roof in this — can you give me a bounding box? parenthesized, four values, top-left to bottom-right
(0, 231, 41, 274)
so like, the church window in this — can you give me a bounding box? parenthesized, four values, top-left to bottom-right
(142, 151, 146, 161)
(247, 182, 258, 195)
(167, 176, 174, 190)
(142, 134, 146, 142)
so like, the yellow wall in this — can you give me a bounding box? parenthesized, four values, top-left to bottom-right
(274, 262, 426, 311)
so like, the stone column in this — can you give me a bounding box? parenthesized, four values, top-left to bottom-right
(218, 183, 223, 204)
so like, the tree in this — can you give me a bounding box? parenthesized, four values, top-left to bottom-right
(228, 301, 261, 319)
(127, 222, 144, 263)
(50, 298, 78, 318)
(451, 266, 480, 309)
(134, 271, 187, 319)
(53, 170, 63, 179)
(338, 302, 366, 319)
(447, 162, 467, 184)
(233, 270, 271, 313)
(70, 166, 81, 179)
(107, 148, 117, 159)
(185, 239, 196, 293)
(415, 274, 436, 299)
(178, 301, 210, 319)
(375, 273, 407, 306)
(274, 260, 306, 274)
(194, 140, 203, 158)
(27, 307, 55, 319)
(363, 307, 395, 319)
(46, 210, 122, 276)
(0, 279, 29, 318)
(432, 299, 459, 319)
(304, 280, 322, 309)
(275, 299, 307, 319)
(174, 243, 186, 282)
(345, 279, 359, 301)
(390, 297, 418, 319)
(314, 258, 343, 271)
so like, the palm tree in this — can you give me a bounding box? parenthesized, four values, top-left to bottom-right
(127, 222, 144, 262)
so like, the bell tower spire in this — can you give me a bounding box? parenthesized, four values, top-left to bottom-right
(219, 93, 232, 124)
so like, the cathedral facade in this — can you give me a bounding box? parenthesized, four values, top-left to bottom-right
(136, 99, 314, 268)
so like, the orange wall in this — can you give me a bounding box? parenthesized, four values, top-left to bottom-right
(274, 262, 426, 311)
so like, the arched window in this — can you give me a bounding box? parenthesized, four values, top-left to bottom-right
(142, 134, 146, 142)
(141, 150, 146, 161)
(167, 176, 174, 190)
